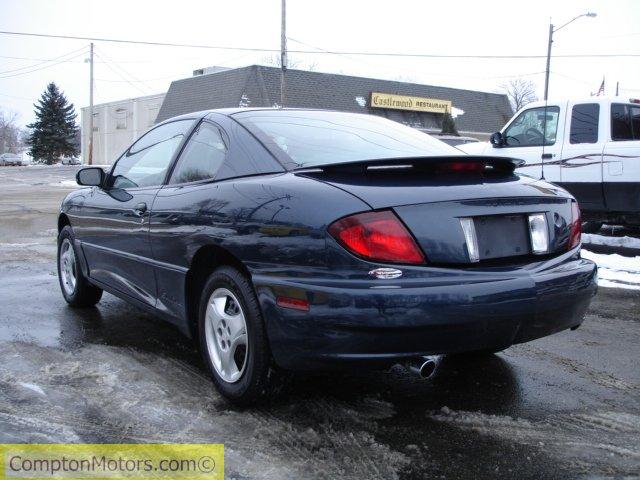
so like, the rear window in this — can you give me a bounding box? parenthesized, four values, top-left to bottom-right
(570, 103, 599, 144)
(611, 104, 640, 141)
(234, 111, 458, 168)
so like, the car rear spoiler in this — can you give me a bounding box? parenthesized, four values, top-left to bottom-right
(294, 156, 525, 175)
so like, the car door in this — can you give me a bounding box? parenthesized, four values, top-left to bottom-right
(602, 103, 640, 214)
(492, 104, 564, 181)
(558, 102, 605, 211)
(148, 114, 285, 323)
(73, 118, 196, 307)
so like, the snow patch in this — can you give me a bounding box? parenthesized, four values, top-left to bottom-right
(581, 249, 640, 290)
(451, 107, 465, 118)
(18, 382, 46, 396)
(582, 233, 640, 249)
(431, 408, 640, 464)
(49, 180, 78, 188)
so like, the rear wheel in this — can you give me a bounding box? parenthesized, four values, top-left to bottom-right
(57, 226, 103, 307)
(198, 266, 285, 405)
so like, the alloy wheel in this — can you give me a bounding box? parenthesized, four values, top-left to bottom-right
(204, 288, 249, 383)
(59, 238, 77, 296)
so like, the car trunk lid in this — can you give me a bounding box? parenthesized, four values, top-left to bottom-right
(300, 157, 575, 265)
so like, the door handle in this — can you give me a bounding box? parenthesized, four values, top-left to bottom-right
(541, 153, 553, 159)
(133, 202, 148, 216)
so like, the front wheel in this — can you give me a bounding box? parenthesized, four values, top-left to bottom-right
(57, 226, 103, 307)
(199, 266, 285, 405)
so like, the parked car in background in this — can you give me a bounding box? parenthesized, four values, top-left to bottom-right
(61, 156, 81, 165)
(0, 153, 22, 166)
(458, 98, 640, 232)
(57, 109, 597, 404)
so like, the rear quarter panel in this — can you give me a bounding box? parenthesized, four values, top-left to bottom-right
(148, 173, 370, 320)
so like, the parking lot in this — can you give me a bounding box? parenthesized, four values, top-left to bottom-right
(0, 165, 639, 479)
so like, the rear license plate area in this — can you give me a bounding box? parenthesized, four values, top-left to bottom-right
(474, 215, 530, 260)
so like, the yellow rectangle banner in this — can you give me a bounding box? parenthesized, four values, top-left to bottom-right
(370, 92, 452, 113)
(0, 444, 224, 480)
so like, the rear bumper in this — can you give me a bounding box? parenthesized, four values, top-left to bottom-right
(253, 251, 597, 371)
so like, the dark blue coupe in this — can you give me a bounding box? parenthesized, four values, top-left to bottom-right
(58, 109, 597, 404)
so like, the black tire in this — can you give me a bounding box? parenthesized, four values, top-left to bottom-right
(57, 226, 103, 307)
(198, 266, 285, 405)
(581, 221, 603, 234)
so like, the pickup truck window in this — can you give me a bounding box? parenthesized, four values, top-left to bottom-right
(570, 104, 599, 144)
(611, 104, 640, 141)
(503, 106, 559, 147)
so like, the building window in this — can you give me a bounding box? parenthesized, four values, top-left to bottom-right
(147, 105, 160, 127)
(116, 108, 128, 130)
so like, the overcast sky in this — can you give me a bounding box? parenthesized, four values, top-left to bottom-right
(1, 0, 639, 127)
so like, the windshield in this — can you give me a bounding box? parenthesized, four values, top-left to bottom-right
(234, 110, 459, 168)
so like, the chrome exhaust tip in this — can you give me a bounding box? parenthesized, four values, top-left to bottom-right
(405, 355, 441, 379)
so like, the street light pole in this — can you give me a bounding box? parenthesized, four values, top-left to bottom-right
(543, 24, 553, 101)
(88, 42, 94, 165)
(543, 12, 596, 100)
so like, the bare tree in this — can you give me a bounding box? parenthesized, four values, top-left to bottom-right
(501, 79, 539, 113)
(0, 109, 25, 154)
(259, 54, 317, 71)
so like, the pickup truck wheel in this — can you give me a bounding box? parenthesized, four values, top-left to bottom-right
(199, 266, 286, 405)
(581, 221, 603, 234)
(57, 226, 103, 307)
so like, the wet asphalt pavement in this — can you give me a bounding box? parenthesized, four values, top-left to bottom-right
(0, 165, 638, 479)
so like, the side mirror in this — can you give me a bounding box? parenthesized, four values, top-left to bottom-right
(76, 167, 105, 187)
(490, 132, 505, 148)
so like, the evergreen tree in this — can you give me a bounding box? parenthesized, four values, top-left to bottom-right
(440, 111, 459, 136)
(27, 83, 79, 164)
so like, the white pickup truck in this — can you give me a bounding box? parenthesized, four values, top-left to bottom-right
(458, 97, 640, 231)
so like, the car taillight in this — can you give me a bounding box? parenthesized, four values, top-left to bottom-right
(568, 201, 581, 250)
(436, 161, 485, 173)
(328, 210, 425, 264)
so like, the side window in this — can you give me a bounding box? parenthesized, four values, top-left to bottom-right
(170, 122, 228, 184)
(504, 106, 560, 147)
(110, 119, 193, 189)
(632, 106, 640, 140)
(570, 104, 599, 144)
(611, 104, 632, 141)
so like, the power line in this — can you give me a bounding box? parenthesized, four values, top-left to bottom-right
(94, 47, 155, 93)
(93, 51, 150, 95)
(0, 53, 86, 63)
(0, 46, 87, 75)
(1, 30, 639, 59)
(0, 50, 87, 79)
(94, 75, 177, 83)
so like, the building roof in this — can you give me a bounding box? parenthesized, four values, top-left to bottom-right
(156, 65, 513, 133)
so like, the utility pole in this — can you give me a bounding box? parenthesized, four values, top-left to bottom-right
(543, 24, 553, 101)
(88, 42, 94, 165)
(616, 81, 619, 96)
(280, 0, 287, 108)
(543, 12, 596, 101)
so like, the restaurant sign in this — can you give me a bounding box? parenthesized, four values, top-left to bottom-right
(370, 92, 452, 113)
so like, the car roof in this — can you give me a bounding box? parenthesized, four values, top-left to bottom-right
(157, 107, 360, 125)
